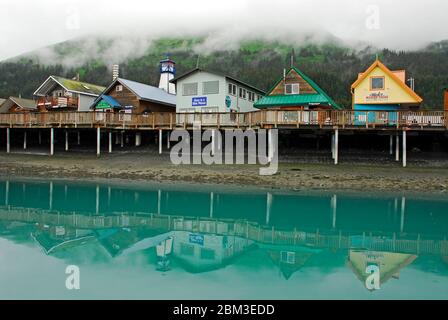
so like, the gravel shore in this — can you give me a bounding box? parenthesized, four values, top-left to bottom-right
(1, 148, 447, 194)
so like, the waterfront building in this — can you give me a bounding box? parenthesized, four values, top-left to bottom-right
(91, 78, 176, 114)
(0, 96, 36, 113)
(33, 76, 105, 112)
(254, 67, 340, 112)
(91, 58, 176, 114)
(351, 59, 423, 124)
(170, 68, 265, 114)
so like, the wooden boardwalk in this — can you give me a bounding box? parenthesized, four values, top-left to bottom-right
(0, 110, 447, 131)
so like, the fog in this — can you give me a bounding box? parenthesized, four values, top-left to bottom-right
(0, 0, 447, 62)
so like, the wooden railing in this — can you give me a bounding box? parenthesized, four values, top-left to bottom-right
(0, 110, 446, 130)
(36, 97, 79, 108)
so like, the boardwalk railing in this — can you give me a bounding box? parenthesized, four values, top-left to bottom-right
(1, 206, 447, 256)
(0, 110, 447, 130)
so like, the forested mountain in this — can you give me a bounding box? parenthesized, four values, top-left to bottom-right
(0, 37, 447, 109)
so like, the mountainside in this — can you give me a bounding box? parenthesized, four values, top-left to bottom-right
(0, 37, 447, 109)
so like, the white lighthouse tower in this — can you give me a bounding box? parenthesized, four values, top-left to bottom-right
(158, 56, 176, 94)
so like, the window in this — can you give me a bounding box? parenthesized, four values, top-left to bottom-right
(200, 248, 215, 260)
(203, 81, 219, 94)
(228, 83, 237, 96)
(183, 82, 198, 96)
(280, 251, 296, 264)
(239, 88, 247, 99)
(116, 85, 123, 92)
(285, 83, 300, 95)
(180, 243, 195, 256)
(370, 77, 385, 90)
(248, 91, 255, 102)
(257, 94, 262, 101)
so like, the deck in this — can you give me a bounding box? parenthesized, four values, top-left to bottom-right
(0, 110, 447, 131)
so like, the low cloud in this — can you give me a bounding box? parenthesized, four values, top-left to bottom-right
(1, 0, 447, 63)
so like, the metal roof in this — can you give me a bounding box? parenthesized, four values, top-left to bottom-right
(0, 96, 36, 112)
(254, 94, 336, 108)
(254, 67, 341, 110)
(118, 78, 176, 106)
(96, 95, 121, 109)
(170, 68, 266, 95)
(34, 76, 105, 97)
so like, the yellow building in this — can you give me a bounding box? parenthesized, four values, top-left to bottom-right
(348, 249, 417, 290)
(351, 59, 423, 124)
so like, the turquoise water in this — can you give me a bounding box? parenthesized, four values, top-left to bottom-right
(0, 179, 448, 300)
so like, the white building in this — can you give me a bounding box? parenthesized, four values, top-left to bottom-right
(171, 68, 265, 115)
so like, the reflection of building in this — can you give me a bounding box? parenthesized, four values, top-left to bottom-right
(96, 227, 171, 257)
(348, 249, 417, 289)
(32, 224, 96, 255)
(263, 244, 322, 280)
(172, 231, 254, 273)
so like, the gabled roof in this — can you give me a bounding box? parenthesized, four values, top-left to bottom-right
(254, 67, 341, 109)
(351, 59, 423, 103)
(93, 78, 176, 108)
(0, 96, 36, 112)
(0, 98, 5, 105)
(96, 95, 121, 109)
(34, 75, 105, 97)
(170, 68, 266, 95)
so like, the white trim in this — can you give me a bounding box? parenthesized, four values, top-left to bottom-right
(33, 75, 100, 98)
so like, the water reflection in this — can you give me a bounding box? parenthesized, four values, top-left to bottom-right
(0, 179, 448, 296)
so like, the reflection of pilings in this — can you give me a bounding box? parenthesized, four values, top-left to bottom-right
(96, 185, 100, 215)
(157, 189, 161, 215)
(401, 197, 406, 233)
(210, 192, 214, 218)
(49, 182, 53, 211)
(266, 192, 272, 225)
(5, 181, 9, 206)
(331, 194, 337, 229)
(107, 187, 111, 206)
